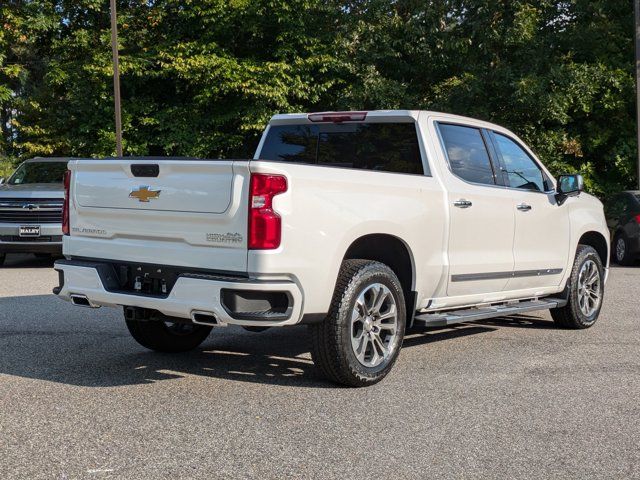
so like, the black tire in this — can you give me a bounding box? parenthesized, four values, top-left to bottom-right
(613, 232, 633, 266)
(310, 259, 406, 387)
(0, 253, 5, 266)
(551, 245, 604, 329)
(125, 318, 212, 352)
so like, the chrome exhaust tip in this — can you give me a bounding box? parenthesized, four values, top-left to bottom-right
(70, 294, 99, 308)
(191, 310, 225, 327)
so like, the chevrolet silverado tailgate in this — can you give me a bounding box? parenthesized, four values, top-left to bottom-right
(66, 158, 250, 272)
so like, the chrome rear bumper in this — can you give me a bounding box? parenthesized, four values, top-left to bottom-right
(53, 260, 304, 327)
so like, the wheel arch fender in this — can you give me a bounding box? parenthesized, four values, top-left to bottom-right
(339, 232, 418, 326)
(576, 230, 609, 269)
(560, 227, 610, 291)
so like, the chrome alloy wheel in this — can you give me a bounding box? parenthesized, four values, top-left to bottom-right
(616, 237, 626, 263)
(577, 259, 602, 317)
(350, 283, 399, 368)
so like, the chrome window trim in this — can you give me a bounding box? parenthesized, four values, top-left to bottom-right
(434, 121, 557, 196)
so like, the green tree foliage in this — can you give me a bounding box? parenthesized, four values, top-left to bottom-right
(2, 0, 344, 160)
(1, 0, 637, 195)
(335, 0, 637, 195)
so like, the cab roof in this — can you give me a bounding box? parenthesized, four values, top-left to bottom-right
(268, 109, 507, 132)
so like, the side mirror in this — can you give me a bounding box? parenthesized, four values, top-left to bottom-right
(555, 174, 583, 205)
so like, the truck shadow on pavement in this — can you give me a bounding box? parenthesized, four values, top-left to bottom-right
(1, 253, 57, 269)
(473, 314, 557, 329)
(0, 294, 553, 389)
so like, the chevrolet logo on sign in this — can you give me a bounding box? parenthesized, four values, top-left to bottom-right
(129, 186, 161, 203)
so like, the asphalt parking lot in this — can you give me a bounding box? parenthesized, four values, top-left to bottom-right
(1, 254, 639, 479)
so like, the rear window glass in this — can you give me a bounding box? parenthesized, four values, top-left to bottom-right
(259, 123, 425, 175)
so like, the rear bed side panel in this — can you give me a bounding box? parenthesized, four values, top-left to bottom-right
(247, 161, 446, 315)
(64, 159, 251, 272)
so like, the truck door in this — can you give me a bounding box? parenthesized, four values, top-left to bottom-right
(487, 131, 571, 290)
(434, 122, 516, 297)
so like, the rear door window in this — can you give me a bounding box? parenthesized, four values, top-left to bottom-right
(438, 124, 496, 186)
(259, 122, 425, 175)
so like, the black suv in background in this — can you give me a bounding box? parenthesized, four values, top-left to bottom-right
(0, 158, 68, 265)
(604, 191, 640, 265)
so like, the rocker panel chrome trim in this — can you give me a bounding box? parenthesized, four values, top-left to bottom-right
(451, 268, 563, 282)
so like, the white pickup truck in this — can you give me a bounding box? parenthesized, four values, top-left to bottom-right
(54, 110, 609, 386)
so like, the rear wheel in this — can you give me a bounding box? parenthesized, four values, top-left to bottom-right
(0, 253, 5, 266)
(551, 245, 604, 329)
(310, 260, 406, 387)
(125, 317, 212, 352)
(613, 233, 633, 266)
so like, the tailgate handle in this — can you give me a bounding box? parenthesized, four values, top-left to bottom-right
(131, 164, 159, 177)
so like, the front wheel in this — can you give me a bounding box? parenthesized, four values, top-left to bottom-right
(125, 317, 212, 352)
(551, 245, 604, 329)
(310, 259, 406, 387)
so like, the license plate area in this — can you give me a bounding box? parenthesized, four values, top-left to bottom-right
(106, 263, 180, 297)
(19, 225, 41, 237)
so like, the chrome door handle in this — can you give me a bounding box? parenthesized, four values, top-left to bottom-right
(453, 199, 473, 208)
(517, 203, 532, 211)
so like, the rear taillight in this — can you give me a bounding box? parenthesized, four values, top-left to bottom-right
(307, 111, 368, 123)
(635, 213, 640, 224)
(248, 173, 287, 250)
(62, 169, 71, 235)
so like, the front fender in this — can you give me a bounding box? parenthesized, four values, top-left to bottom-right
(560, 194, 610, 288)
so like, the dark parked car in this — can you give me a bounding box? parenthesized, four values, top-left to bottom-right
(604, 190, 640, 265)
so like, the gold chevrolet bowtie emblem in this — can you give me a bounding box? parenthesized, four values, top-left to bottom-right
(129, 186, 161, 202)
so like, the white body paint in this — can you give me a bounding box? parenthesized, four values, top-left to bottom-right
(55, 111, 609, 326)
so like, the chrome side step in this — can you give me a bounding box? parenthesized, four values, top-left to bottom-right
(413, 298, 567, 328)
